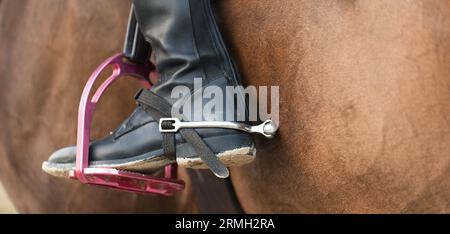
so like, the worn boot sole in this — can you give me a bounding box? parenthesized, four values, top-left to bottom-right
(42, 146, 255, 178)
(42, 134, 256, 178)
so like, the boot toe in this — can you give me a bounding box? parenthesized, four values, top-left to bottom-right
(42, 146, 77, 178)
(47, 146, 77, 164)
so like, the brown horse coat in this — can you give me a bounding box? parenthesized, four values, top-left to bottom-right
(1, 0, 450, 213)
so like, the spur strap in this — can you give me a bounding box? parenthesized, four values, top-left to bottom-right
(135, 89, 229, 178)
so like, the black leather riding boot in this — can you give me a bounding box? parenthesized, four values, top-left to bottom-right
(43, 0, 255, 178)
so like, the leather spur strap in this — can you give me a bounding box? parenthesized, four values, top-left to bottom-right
(135, 89, 229, 178)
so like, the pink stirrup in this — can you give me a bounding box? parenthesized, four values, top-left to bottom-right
(68, 53, 185, 196)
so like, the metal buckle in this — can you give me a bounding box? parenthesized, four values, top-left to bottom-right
(69, 53, 185, 196)
(159, 118, 278, 138)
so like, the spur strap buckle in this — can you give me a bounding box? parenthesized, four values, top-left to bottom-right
(159, 118, 278, 138)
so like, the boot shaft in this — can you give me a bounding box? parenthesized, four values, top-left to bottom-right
(133, 0, 246, 122)
(133, 0, 234, 87)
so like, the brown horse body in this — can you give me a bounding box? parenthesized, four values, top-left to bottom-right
(1, 0, 450, 213)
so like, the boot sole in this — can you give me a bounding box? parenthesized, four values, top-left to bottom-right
(42, 146, 254, 179)
(43, 133, 255, 178)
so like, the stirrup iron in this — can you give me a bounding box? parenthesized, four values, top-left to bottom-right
(69, 53, 185, 196)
